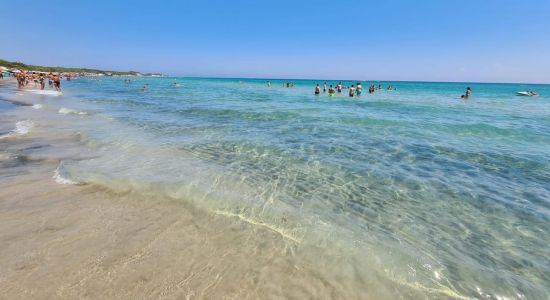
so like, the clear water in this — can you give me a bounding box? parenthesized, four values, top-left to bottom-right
(2, 78, 549, 299)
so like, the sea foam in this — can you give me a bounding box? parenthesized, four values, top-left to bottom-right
(0, 120, 34, 139)
(59, 108, 88, 115)
(53, 165, 78, 185)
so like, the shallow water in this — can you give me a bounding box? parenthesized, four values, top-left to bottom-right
(1, 78, 549, 299)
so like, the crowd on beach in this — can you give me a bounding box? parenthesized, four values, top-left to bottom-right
(15, 71, 68, 91)
(0, 69, 76, 92)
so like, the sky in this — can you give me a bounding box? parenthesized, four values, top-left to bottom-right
(1, 0, 550, 83)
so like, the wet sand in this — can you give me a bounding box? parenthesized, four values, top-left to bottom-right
(0, 136, 339, 299)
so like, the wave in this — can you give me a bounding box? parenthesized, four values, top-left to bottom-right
(0, 120, 34, 139)
(32, 104, 44, 109)
(53, 164, 79, 185)
(59, 107, 88, 115)
(27, 89, 62, 96)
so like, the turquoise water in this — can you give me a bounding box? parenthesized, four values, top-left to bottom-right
(2, 78, 550, 298)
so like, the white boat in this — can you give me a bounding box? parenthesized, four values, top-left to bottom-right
(516, 91, 538, 97)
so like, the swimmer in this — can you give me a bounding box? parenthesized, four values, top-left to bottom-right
(356, 82, 363, 95)
(323, 82, 327, 93)
(349, 85, 356, 97)
(315, 84, 321, 95)
(267, 81, 271, 87)
(461, 87, 472, 99)
(337, 82, 342, 93)
(329, 85, 335, 96)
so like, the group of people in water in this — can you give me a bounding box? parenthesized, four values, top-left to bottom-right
(13, 70, 64, 91)
(312, 82, 396, 97)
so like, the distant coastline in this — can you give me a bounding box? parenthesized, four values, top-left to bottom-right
(0, 58, 163, 77)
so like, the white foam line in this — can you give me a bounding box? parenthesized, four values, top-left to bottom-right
(0, 120, 34, 139)
(53, 166, 78, 185)
(213, 210, 302, 243)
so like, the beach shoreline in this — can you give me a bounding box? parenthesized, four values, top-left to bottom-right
(0, 84, 404, 299)
(1, 77, 548, 299)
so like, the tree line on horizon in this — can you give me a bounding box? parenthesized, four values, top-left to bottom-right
(0, 58, 143, 75)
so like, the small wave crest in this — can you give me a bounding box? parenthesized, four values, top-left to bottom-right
(32, 104, 44, 109)
(28, 89, 62, 96)
(53, 164, 79, 185)
(59, 107, 88, 115)
(0, 120, 34, 139)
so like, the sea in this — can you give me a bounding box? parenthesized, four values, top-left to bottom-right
(1, 77, 549, 299)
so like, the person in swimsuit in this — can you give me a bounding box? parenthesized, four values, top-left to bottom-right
(356, 82, 363, 95)
(16, 70, 25, 89)
(337, 82, 342, 93)
(39, 74, 45, 90)
(329, 85, 335, 96)
(349, 85, 356, 97)
(315, 84, 321, 95)
(53, 74, 61, 91)
(32, 72, 39, 88)
(267, 81, 271, 88)
(461, 87, 472, 99)
(323, 82, 327, 93)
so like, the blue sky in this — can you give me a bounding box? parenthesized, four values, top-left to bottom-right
(2, 0, 550, 83)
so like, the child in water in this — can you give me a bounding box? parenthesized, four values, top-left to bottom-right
(329, 85, 335, 96)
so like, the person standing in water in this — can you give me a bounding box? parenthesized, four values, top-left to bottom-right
(48, 73, 53, 87)
(16, 70, 25, 89)
(39, 74, 45, 90)
(461, 87, 472, 99)
(337, 82, 343, 93)
(349, 85, 356, 97)
(323, 82, 327, 93)
(315, 84, 321, 95)
(356, 82, 363, 95)
(267, 81, 271, 87)
(53, 73, 61, 91)
(329, 85, 335, 96)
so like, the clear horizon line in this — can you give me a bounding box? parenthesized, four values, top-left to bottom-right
(164, 75, 550, 85)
